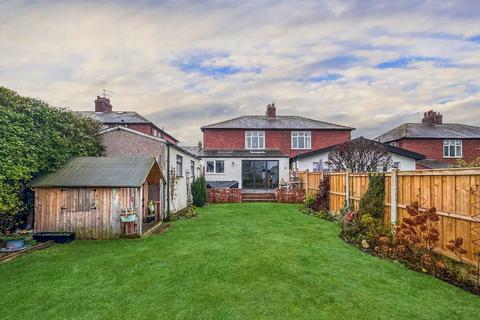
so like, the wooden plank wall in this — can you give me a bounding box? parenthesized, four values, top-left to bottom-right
(298, 168, 480, 264)
(34, 187, 140, 239)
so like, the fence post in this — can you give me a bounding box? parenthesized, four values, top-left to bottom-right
(345, 169, 351, 207)
(305, 169, 309, 195)
(390, 168, 398, 227)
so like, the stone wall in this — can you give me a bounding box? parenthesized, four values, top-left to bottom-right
(208, 188, 242, 203)
(275, 189, 306, 203)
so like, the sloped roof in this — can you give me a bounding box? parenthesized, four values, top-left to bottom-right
(416, 159, 450, 169)
(376, 123, 480, 143)
(28, 157, 157, 188)
(78, 111, 150, 124)
(292, 137, 425, 160)
(201, 115, 354, 131)
(199, 149, 289, 158)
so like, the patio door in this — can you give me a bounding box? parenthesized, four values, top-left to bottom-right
(242, 160, 279, 189)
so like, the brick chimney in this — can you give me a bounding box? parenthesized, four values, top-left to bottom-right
(422, 110, 443, 125)
(95, 96, 112, 112)
(266, 102, 276, 118)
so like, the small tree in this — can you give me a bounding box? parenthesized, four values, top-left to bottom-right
(191, 176, 208, 207)
(327, 137, 391, 172)
(359, 174, 385, 220)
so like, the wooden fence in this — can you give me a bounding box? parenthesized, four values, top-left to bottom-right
(298, 168, 480, 264)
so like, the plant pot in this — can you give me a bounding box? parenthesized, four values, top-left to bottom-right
(120, 214, 137, 223)
(4, 238, 25, 251)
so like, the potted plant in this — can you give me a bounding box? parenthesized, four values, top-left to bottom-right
(0, 231, 29, 252)
(120, 207, 137, 223)
(145, 201, 156, 223)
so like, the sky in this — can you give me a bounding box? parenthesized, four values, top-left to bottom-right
(1, 0, 480, 145)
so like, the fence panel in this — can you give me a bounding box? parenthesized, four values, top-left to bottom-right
(297, 168, 480, 264)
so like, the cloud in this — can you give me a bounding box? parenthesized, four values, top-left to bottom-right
(0, 0, 480, 145)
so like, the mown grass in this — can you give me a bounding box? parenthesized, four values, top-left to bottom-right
(1, 203, 479, 319)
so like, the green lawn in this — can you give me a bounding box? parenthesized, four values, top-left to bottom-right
(1, 203, 479, 319)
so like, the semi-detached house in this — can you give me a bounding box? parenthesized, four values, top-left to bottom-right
(199, 103, 353, 189)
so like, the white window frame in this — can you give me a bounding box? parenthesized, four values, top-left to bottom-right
(205, 160, 225, 174)
(291, 131, 311, 150)
(245, 131, 265, 150)
(443, 139, 462, 158)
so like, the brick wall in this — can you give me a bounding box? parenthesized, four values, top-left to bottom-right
(399, 138, 480, 164)
(208, 188, 242, 203)
(203, 129, 351, 157)
(275, 189, 306, 203)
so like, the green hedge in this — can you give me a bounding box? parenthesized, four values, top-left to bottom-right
(0, 87, 103, 220)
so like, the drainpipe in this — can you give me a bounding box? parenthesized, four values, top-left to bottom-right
(166, 143, 171, 219)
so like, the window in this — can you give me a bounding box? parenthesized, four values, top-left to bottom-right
(313, 162, 319, 172)
(291, 131, 311, 149)
(390, 141, 399, 147)
(176, 155, 183, 176)
(393, 162, 400, 169)
(191, 160, 196, 179)
(443, 140, 462, 158)
(245, 131, 265, 149)
(206, 160, 224, 173)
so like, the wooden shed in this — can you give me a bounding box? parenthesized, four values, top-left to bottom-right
(28, 157, 166, 239)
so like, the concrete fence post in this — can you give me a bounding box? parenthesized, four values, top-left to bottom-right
(390, 168, 399, 227)
(345, 169, 351, 208)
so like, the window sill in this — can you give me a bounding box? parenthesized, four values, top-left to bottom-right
(206, 172, 226, 175)
(443, 156, 462, 159)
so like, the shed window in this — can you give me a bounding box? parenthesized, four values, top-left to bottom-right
(443, 140, 462, 158)
(291, 131, 311, 149)
(61, 188, 96, 212)
(245, 131, 265, 149)
(176, 155, 183, 176)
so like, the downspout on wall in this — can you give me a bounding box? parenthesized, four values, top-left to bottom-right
(166, 143, 171, 218)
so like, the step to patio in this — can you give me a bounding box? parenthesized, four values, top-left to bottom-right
(241, 193, 277, 202)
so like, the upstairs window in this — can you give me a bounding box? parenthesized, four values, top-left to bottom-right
(443, 140, 462, 158)
(245, 131, 265, 149)
(176, 155, 183, 176)
(206, 160, 225, 173)
(291, 131, 311, 149)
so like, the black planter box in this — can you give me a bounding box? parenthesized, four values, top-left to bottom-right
(33, 232, 75, 244)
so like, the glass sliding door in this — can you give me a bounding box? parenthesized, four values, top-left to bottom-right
(242, 160, 279, 189)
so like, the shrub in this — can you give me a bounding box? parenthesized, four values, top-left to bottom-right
(304, 193, 315, 209)
(191, 176, 208, 207)
(340, 212, 387, 246)
(311, 174, 329, 212)
(359, 174, 385, 219)
(171, 206, 197, 220)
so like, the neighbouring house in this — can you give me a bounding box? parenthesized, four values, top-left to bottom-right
(199, 103, 353, 189)
(291, 137, 425, 172)
(79, 97, 201, 213)
(28, 157, 165, 239)
(376, 110, 480, 169)
(78, 96, 179, 144)
(99, 126, 200, 213)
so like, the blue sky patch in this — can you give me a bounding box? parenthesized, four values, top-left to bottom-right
(376, 56, 451, 69)
(301, 73, 342, 83)
(175, 51, 260, 77)
(467, 35, 480, 43)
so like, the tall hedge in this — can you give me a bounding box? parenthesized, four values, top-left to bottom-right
(191, 176, 208, 207)
(0, 87, 103, 218)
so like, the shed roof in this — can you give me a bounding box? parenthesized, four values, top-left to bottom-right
(28, 157, 157, 188)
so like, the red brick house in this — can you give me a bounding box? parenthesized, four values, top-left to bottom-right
(78, 96, 178, 144)
(376, 110, 480, 169)
(200, 103, 353, 189)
